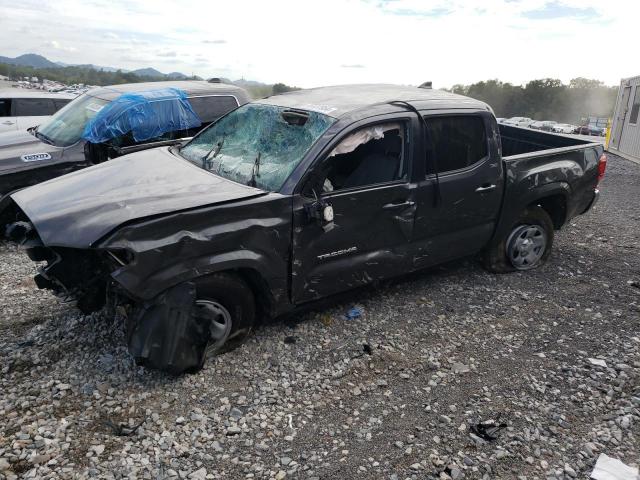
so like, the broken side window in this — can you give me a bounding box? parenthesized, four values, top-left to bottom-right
(320, 122, 407, 192)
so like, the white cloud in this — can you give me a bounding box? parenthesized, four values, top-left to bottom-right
(43, 39, 77, 52)
(0, 0, 637, 86)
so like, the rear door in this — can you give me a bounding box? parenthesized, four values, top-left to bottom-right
(291, 116, 418, 303)
(411, 111, 503, 267)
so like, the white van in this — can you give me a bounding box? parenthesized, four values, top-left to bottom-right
(0, 90, 76, 133)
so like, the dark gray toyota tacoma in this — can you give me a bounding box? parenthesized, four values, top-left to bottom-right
(4, 84, 607, 374)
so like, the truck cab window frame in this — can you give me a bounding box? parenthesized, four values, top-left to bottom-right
(424, 114, 490, 176)
(314, 120, 410, 195)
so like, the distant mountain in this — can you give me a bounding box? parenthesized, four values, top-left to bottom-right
(167, 71, 189, 79)
(131, 67, 165, 78)
(0, 53, 60, 69)
(1, 52, 256, 88)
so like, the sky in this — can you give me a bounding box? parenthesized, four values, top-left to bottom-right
(0, 0, 636, 88)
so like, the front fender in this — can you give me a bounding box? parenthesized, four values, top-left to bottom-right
(111, 248, 287, 305)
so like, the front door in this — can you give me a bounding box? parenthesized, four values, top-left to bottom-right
(291, 120, 417, 303)
(611, 86, 631, 150)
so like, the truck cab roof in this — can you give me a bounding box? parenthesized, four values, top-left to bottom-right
(257, 84, 491, 119)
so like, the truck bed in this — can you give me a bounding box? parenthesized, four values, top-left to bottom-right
(499, 124, 596, 159)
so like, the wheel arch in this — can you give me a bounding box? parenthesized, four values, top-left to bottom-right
(113, 251, 290, 318)
(491, 182, 570, 244)
(529, 193, 567, 230)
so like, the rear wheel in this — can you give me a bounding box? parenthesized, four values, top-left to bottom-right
(483, 206, 554, 273)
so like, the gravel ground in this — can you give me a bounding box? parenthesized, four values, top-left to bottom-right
(0, 154, 638, 480)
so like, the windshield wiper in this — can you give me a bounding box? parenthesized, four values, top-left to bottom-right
(201, 136, 225, 169)
(33, 127, 54, 146)
(248, 152, 261, 187)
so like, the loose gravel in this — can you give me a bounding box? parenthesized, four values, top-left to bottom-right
(0, 154, 638, 480)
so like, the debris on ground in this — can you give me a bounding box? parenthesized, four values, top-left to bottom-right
(588, 357, 608, 368)
(470, 419, 508, 442)
(590, 453, 639, 480)
(344, 306, 363, 320)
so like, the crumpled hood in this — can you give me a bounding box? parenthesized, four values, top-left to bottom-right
(0, 129, 63, 172)
(11, 147, 266, 247)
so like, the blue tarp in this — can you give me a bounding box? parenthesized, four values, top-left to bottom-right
(81, 87, 201, 144)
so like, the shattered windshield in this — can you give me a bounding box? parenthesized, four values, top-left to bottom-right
(179, 103, 335, 191)
(36, 94, 110, 147)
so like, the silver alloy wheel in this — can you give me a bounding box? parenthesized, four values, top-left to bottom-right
(506, 224, 547, 270)
(195, 300, 233, 355)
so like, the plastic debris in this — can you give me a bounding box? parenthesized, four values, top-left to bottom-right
(319, 313, 333, 326)
(470, 419, 507, 441)
(590, 453, 639, 480)
(104, 417, 146, 437)
(588, 358, 608, 368)
(345, 306, 363, 320)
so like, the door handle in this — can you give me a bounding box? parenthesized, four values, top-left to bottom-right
(2, 121, 14, 125)
(475, 184, 497, 193)
(382, 200, 415, 210)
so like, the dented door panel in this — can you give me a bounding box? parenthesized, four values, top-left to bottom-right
(291, 182, 417, 303)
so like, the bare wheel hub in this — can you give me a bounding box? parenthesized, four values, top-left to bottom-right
(194, 300, 232, 354)
(506, 224, 547, 270)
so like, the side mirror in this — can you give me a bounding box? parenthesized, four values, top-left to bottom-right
(305, 190, 335, 231)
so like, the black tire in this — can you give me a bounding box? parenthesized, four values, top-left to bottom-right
(195, 272, 255, 360)
(483, 206, 554, 273)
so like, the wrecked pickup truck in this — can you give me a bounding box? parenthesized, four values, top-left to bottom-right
(4, 84, 607, 374)
(0, 80, 250, 208)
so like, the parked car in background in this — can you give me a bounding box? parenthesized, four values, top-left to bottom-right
(503, 116, 534, 128)
(574, 125, 605, 136)
(539, 121, 557, 132)
(0, 90, 75, 133)
(3, 84, 606, 374)
(552, 123, 578, 134)
(529, 120, 544, 130)
(0, 81, 251, 199)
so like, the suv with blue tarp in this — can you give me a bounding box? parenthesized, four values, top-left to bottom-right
(0, 81, 251, 199)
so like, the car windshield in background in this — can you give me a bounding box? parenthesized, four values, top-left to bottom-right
(36, 94, 110, 147)
(179, 103, 335, 191)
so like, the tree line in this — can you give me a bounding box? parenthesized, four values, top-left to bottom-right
(0, 62, 299, 99)
(0, 62, 187, 86)
(447, 78, 618, 123)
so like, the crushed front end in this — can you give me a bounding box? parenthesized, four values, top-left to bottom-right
(4, 201, 211, 374)
(6, 215, 121, 314)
